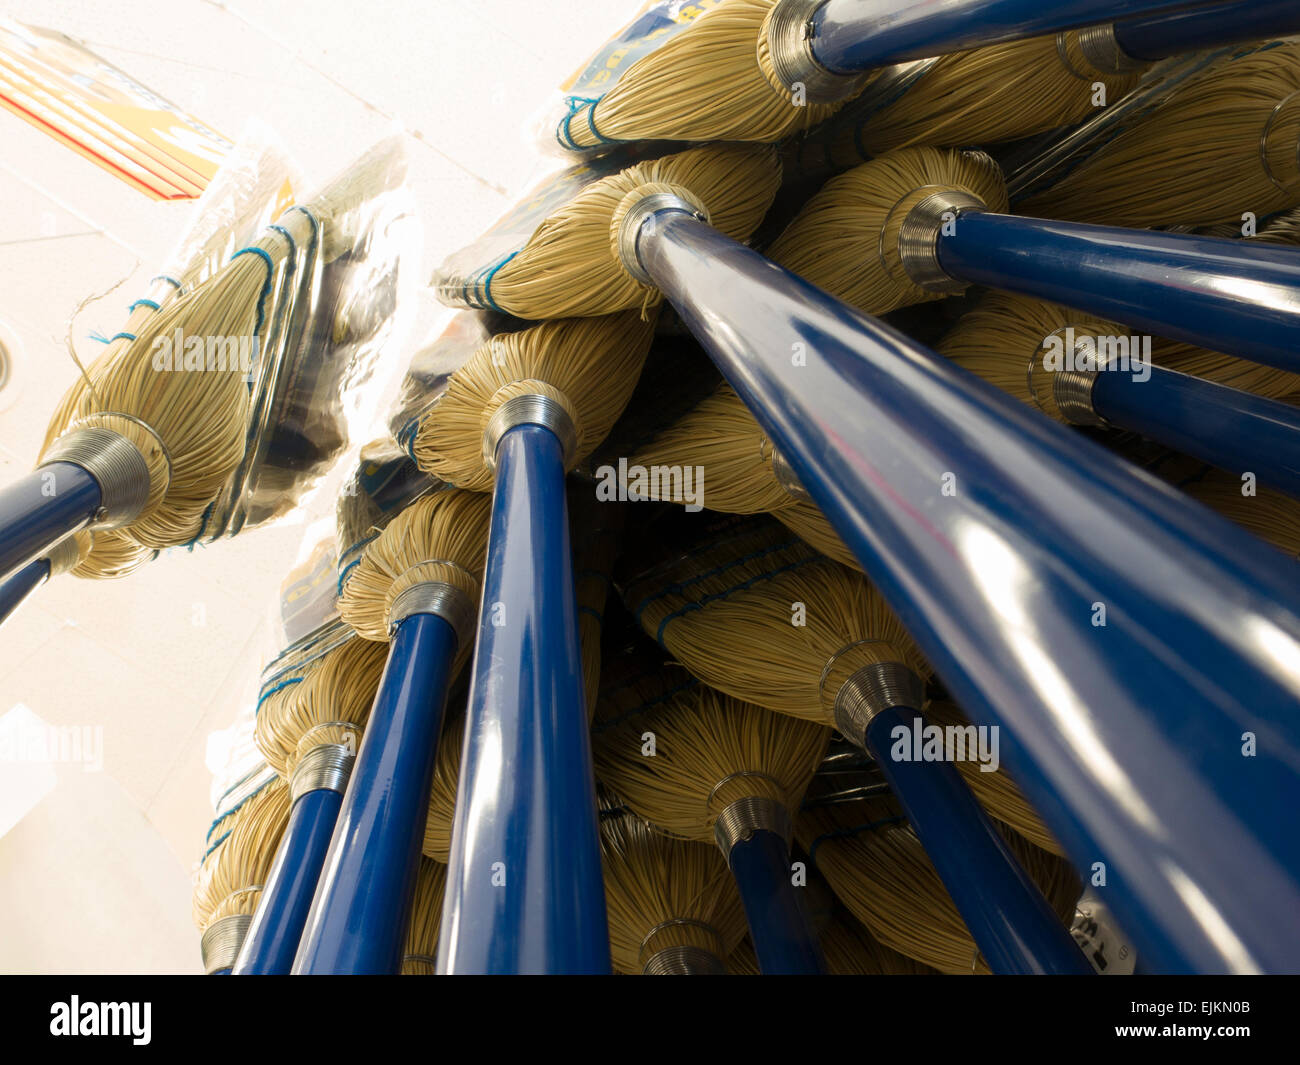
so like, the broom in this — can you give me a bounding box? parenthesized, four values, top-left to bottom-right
(235, 633, 390, 974)
(798, 795, 1081, 974)
(193, 770, 291, 975)
(804, 3, 1300, 166)
(433, 144, 781, 321)
(294, 489, 489, 974)
(627, 526, 1091, 972)
(548, 0, 1205, 150)
(0, 139, 402, 586)
(591, 662, 831, 974)
(401, 858, 447, 975)
(409, 312, 656, 493)
(935, 290, 1300, 497)
(600, 804, 748, 975)
(1020, 40, 1300, 228)
(763, 143, 1300, 373)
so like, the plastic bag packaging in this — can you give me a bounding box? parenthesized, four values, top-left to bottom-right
(204, 136, 423, 541)
(536, 0, 723, 157)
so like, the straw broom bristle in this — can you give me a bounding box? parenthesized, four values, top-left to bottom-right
(481, 144, 781, 320)
(843, 32, 1141, 158)
(766, 146, 1008, 317)
(338, 490, 491, 670)
(401, 857, 447, 975)
(773, 501, 858, 571)
(412, 312, 656, 492)
(798, 796, 986, 973)
(563, 0, 852, 150)
(819, 909, 935, 975)
(69, 530, 156, 581)
(591, 668, 829, 842)
(924, 700, 1065, 856)
(936, 290, 1300, 412)
(633, 549, 930, 724)
(600, 806, 747, 975)
(422, 709, 465, 864)
(628, 383, 794, 514)
(1182, 468, 1300, 558)
(1021, 42, 1300, 228)
(255, 635, 389, 779)
(192, 776, 291, 932)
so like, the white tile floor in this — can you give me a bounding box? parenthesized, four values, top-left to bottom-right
(0, 0, 629, 973)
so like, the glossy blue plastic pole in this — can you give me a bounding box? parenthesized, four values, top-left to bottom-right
(438, 425, 609, 974)
(634, 209, 1300, 974)
(293, 613, 457, 974)
(0, 559, 50, 629)
(0, 464, 100, 584)
(728, 831, 826, 974)
(1090, 367, 1300, 499)
(809, 0, 1215, 73)
(1114, 0, 1300, 61)
(938, 212, 1300, 374)
(865, 708, 1090, 975)
(232, 787, 344, 975)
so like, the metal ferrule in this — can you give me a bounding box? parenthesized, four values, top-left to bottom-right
(713, 796, 793, 859)
(834, 661, 925, 750)
(290, 742, 355, 803)
(200, 914, 253, 975)
(388, 580, 477, 648)
(482, 393, 580, 472)
(1052, 368, 1107, 428)
(45, 534, 83, 577)
(1073, 23, 1146, 75)
(39, 427, 153, 529)
(642, 945, 727, 975)
(769, 446, 812, 503)
(617, 192, 708, 287)
(766, 0, 870, 104)
(897, 190, 987, 294)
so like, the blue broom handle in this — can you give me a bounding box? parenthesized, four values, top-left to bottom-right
(726, 829, 826, 975)
(0, 559, 52, 629)
(1088, 366, 1300, 499)
(860, 704, 1092, 974)
(438, 424, 610, 975)
(627, 205, 1300, 974)
(935, 211, 1300, 374)
(293, 611, 459, 974)
(809, 0, 1218, 73)
(0, 464, 100, 583)
(233, 780, 347, 975)
(1113, 0, 1300, 61)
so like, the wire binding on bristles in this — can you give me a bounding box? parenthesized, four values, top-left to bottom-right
(1021, 42, 1300, 228)
(840, 32, 1142, 159)
(402, 858, 447, 975)
(1182, 467, 1300, 559)
(937, 290, 1300, 415)
(561, 0, 853, 150)
(631, 543, 929, 723)
(192, 776, 290, 932)
(412, 312, 655, 492)
(767, 146, 1008, 317)
(629, 383, 794, 514)
(255, 636, 388, 779)
(337, 491, 491, 662)
(474, 144, 781, 320)
(600, 806, 747, 975)
(591, 666, 829, 842)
